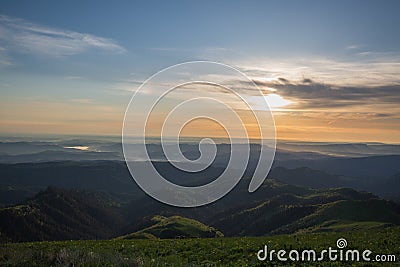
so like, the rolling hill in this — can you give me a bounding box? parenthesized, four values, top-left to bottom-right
(0, 187, 126, 242)
(118, 215, 223, 239)
(2, 179, 399, 243)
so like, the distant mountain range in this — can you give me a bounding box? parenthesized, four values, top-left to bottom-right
(1, 156, 399, 208)
(0, 138, 399, 242)
(1, 139, 400, 164)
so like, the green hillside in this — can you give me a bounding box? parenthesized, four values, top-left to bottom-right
(118, 215, 223, 239)
(209, 186, 397, 236)
(2, 183, 400, 242)
(273, 198, 400, 234)
(0, 187, 126, 242)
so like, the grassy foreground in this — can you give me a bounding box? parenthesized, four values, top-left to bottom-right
(0, 227, 399, 266)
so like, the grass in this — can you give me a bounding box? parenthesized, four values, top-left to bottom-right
(0, 226, 399, 266)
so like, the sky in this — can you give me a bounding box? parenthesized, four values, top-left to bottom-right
(0, 0, 399, 143)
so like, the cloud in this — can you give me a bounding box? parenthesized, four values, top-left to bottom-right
(345, 45, 360, 50)
(234, 56, 400, 87)
(64, 76, 84, 80)
(251, 78, 400, 110)
(0, 15, 125, 57)
(69, 98, 95, 104)
(0, 46, 11, 66)
(277, 110, 396, 120)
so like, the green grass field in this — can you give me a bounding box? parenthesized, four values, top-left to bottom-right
(0, 226, 399, 266)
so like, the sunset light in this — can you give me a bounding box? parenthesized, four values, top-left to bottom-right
(264, 93, 293, 109)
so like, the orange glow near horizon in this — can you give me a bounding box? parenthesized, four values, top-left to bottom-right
(0, 98, 399, 143)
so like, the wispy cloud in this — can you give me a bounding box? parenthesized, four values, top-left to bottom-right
(63, 76, 85, 80)
(0, 15, 125, 57)
(345, 45, 360, 50)
(69, 98, 95, 104)
(235, 56, 400, 87)
(0, 46, 11, 66)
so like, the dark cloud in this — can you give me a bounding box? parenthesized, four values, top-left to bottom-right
(251, 78, 400, 109)
(302, 78, 313, 84)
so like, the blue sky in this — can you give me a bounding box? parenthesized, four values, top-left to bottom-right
(2, 1, 400, 76)
(0, 1, 399, 142)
